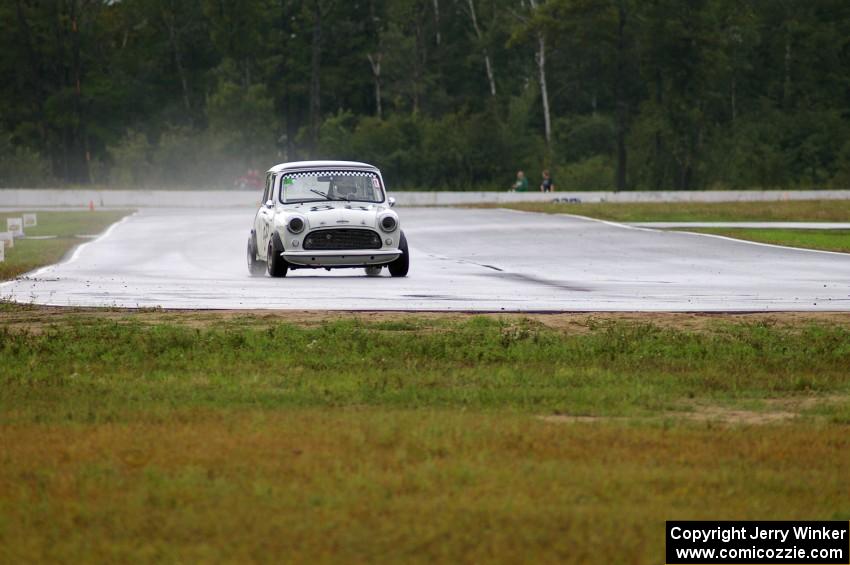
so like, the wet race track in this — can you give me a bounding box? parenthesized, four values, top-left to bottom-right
(2, 207, 850, 311)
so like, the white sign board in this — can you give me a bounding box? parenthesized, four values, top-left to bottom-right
(0, 231, 13, 249)
(7, 218, 24, 238)
(23, 213, 37, 227)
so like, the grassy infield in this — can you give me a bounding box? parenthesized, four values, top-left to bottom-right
(1, 203, 849, 563)
(0, 211, 131, 280)
(489, 199, 850, 253)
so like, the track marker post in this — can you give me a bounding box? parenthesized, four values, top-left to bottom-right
(6, 218, 24, 239)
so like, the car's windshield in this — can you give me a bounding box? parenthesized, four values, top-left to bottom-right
(279, 170, 384, 204)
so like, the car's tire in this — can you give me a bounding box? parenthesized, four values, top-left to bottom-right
(267, 238, 288, 278)
(365, 265, 383, 277)
(388, 231, 409, 277)
(247, 235, 266, 276)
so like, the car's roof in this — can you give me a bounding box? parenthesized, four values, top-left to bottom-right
(267, 160, 379, 173)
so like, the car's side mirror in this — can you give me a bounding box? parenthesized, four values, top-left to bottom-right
(388, 196, 396, 208)
(265, 200, 274, 209)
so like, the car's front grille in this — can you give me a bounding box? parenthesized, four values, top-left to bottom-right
(303, 229, 382, 250)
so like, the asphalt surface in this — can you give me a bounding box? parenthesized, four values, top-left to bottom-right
(2, 207, 850, 311)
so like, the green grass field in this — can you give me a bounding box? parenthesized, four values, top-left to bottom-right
(691, 228, 850, 253)
(477, 200, 850, 253)
(1, 205, 849, 561)
(0, 210, 132, 280)
(1, 310, 849, 562)
(479, 199, 850, 223)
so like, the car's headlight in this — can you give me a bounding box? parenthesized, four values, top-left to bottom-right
(379, 214, 397, 232)
(287, 216, 305, 233)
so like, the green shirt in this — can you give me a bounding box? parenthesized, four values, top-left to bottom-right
(514, 177, 529, 191)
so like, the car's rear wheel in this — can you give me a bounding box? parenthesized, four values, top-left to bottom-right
(388, 232, 409, 278)
(365, 265, 383, 277)
(267, 239, 288, 278)
(247, 235, 265, 276)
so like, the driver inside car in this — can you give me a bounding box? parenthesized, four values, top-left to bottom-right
(332, 180, 358, 200)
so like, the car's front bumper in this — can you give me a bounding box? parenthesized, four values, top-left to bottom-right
(282, 248, 401, 267)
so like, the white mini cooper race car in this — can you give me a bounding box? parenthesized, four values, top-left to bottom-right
(247, 160, 409, 278)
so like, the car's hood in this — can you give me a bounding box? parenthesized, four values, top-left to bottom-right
(283, 202, 388, 230)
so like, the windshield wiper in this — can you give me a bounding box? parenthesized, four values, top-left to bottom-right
(310, 188, 346, 201)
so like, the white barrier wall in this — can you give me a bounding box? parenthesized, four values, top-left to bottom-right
(1, 188, 849, 208)
(0, 189, 259, 208)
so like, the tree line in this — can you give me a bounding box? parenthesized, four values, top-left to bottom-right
(1, 0, 849, 190)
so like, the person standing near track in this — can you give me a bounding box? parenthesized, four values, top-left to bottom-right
(540, 169, 555, 192)
(511, 170, 529, 191)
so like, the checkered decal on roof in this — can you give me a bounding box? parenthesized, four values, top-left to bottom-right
(284, 171, 377, 178)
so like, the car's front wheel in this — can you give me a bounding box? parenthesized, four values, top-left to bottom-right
(365, 265, 383, 277)
(247, 235, 266, 276)
(267, 239, 288, 278)
(388, 232, 409, 277)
